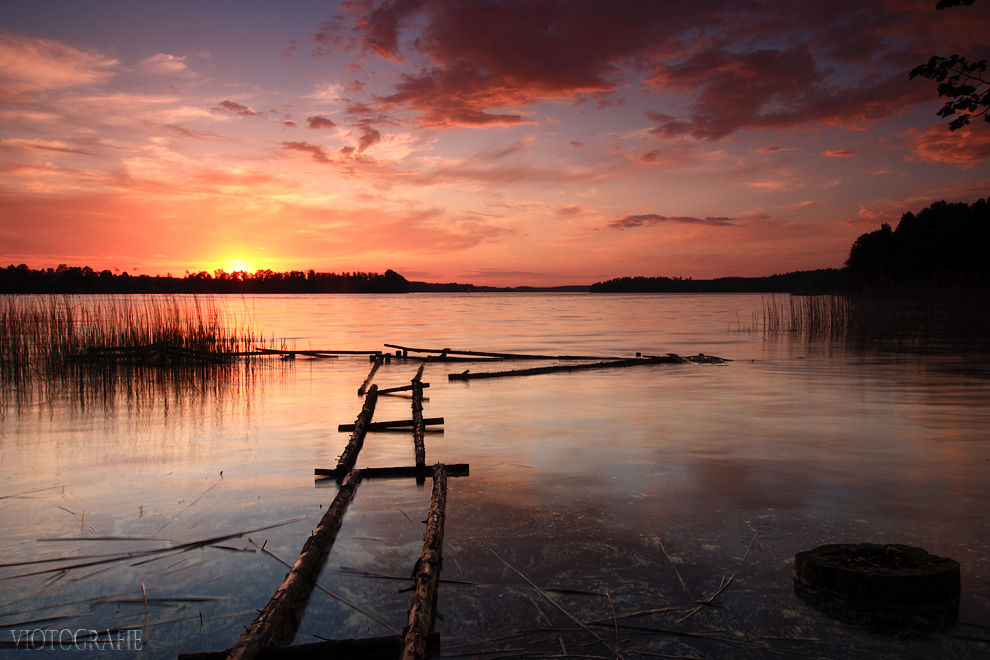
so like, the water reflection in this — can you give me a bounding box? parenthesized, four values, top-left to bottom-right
(2, 294, 990, 659)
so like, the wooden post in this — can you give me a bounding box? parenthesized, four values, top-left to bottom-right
(400, 464, 447, 660)
(225, 470, 364, 660)
(336, 385, 378, 473)
(358, 356, 385, 395)
(411, 363, 427, 469)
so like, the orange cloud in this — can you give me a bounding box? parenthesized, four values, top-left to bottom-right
(0, 31, 117, 99)
(907, 124, 990, 169)
(839, 207, 901, 227)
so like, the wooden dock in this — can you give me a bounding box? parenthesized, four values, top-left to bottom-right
(178, 344, 714, 660)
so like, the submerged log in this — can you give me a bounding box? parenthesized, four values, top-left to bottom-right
(401, 355, 504, 362)
(448, 355, 682, 380)
(385, 343, 629, 361)
(255, 348, 381, 356)
(315, 464, 469, 480)
(224, 470, 364, 660)
(337, 417, 443, 433)
(336, 386, 379, 473)
(178, 632, 439, 660)
(401, 464, 448, 660)
(376, 383, 430, 395)
(412, 364, 427, 469)
(358, 356, 385, 395)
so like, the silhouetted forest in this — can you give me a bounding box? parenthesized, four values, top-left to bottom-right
(590, 269, 842, 294)
(844, 198, 989, 288)
(0, 266, 410, 294)
(592, 198, 989, 294)
(3, 199, 986, 295)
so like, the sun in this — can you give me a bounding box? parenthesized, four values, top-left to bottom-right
(224, 259, 253, 273)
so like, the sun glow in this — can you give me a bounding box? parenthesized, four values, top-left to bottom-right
(209, 258, 264, 276)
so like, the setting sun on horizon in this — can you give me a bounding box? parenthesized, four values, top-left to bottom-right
(2, 1, 989, 287)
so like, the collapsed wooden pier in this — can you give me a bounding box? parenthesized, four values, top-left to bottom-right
(180, 349, 471, 660)
(179, 343, 719, 660)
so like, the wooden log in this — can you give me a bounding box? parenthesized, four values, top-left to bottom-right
(336, 386, 378, 473)
(447, 355, 681, 380)
(401, 464, 447, 660)
(401, 355, 504, 363)
(358, 356, 385, 395)
(255, 348, 381, 356)
(178, 632, 440, 660)
(384, 343, 629, 361)
(412, 364, 427, 469)
(224, 470, 364, 660)
(337, 417, 443, 433)
(315, 464, 469, 480)
(376, 383, 430, 395)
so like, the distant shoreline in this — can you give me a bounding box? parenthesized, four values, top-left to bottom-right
(2, 265, 840, 295)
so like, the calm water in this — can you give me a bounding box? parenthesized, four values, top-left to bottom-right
(2, 293, 990, 659)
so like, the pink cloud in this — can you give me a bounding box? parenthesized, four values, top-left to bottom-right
(907, 124, 990, 169)
(307, 115, 337, 129)
(215, 100, 265, 117)
(823, 149, 856, 157)
(840, 207, 901, 227)
(601, 214, 737, 231)
(0, 31, 117, 98)
(281, 141, 331, 163)
(358, 126, 382, 151)
(328, 1, 982, 136)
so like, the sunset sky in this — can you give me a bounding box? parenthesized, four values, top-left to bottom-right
(2, 0, 989, 286)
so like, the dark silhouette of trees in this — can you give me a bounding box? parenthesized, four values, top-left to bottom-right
(910, 1, 989, 130)
(844, 198, 990, 286)
(589, 270, 842, 294)
(0, 266, 410, 294)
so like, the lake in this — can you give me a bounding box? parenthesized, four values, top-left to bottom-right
(2, 293, 989, 659)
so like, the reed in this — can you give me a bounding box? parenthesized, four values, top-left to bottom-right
(760, 278, 990, 351)
(1, 295, 286, 413)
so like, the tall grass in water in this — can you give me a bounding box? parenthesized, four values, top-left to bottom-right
(761, 279, 990, 351)
(1, 295, 285, 414)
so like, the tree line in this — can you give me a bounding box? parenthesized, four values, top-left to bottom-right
(0, 266, 411, 294)
(591, 198, 989, 294)
(4, 198, 986, 295)
(843, 198, 989, 288)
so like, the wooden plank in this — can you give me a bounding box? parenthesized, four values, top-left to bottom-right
(315, 464, 469, 480)
(224, 470, 364, 660)
(376, 383, 430, 395)
(385, 343, 629, 361)
(178, 632, 440, 660)
(358, 355, 385, 395)
(401, 355, 504, 362)
(255, 348, 381, 356)
(337, 417, 443, 433)
(401, 464, 447, 660)
(412, 383, 426, 468)
(336, 386, 378, 473)
(448, 355, 681, 381)
(412, 364, 427, 468)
